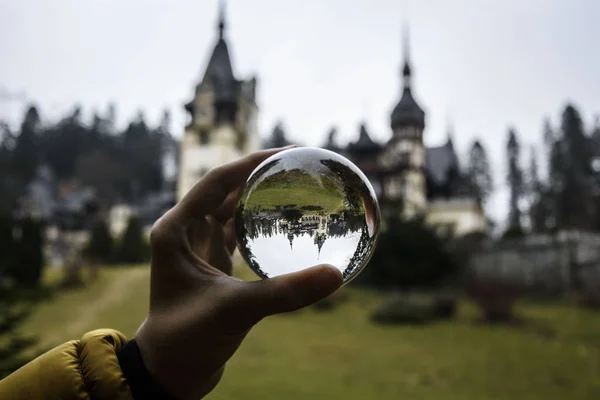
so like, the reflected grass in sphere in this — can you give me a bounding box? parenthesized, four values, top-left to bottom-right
(234, 147, 380, 284)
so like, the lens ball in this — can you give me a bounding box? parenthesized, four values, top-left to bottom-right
(234, 147, 380, 284)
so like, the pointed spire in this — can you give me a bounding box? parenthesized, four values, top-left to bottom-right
(390, 22, 425, 130)
(315, 231, 325, 259)
(446, 115, 455, 147)
(317, 237, 323, 259)
(359, 121, 369, 138)
(402, 24, 411, 86)
(447, 133, 455, 149)
(218, 0, 226, 39)
(403, 24, 410, 65)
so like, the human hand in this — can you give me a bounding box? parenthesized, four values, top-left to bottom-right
(135, 147, 343, 400)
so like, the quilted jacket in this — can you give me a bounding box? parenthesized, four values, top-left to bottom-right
(0, 329, 170, 400)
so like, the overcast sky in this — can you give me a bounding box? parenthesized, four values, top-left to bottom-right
(2, 0, 600, 223)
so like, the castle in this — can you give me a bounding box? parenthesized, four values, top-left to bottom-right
(178, 5, 487, 237)
(177, 4, 260, 201)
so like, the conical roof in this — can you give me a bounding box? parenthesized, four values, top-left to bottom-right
(390, 29, 425, 130)
(348, 123, 381, 153)
(390, 62, 425, 129)
(199, 2, 237, 104)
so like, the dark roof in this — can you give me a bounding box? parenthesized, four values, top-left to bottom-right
(426, 139, 458, 185)
(348, 123, 381, 153)
(390, 60, 425, 130)
(201, 39, 237, 104)
(197, 7, 237, 105)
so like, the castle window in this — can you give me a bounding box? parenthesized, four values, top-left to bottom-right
(400, 151, 411, 164)
(200, 131, 209, 145)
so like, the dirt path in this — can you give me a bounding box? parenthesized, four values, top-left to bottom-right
(35, 267, 149, 351)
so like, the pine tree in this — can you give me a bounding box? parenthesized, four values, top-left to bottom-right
(14, 106, 41, 185)
(116, 216, 150, 264)
(0, 123, 19, 214)
(527, 146, 549, 233)
(0, 217, 47, 377)
(103, 103, 117, 136)
(24, 103, 171, 204)
(0, 293, 42, 378)
(358, 215, 459, 289)
(86, 218, 114, 265)
(467, 140, 493, 207)
(543, 118, 554, 154)
(528, 146, 540, 198)
(153, 110, 171, 187)
(0, 216, 16, 279)
(540, 119, 558, 230)
(548, 104, 595, 230)
(10, 218, 45, 287)
(158, 110, 179, 186)
(121, 112, 164, 201)
(506, 128, 524, 232)
(42, 105, 87, 180)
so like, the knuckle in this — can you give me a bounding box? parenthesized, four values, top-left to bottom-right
(205, 166, 229, 188)
(207, 164, 222, 176)
(199, 165, 221, 186)
(149, 221, 166, 248)
(149, 213, 179, 251)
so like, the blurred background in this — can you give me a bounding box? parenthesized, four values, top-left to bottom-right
(1, 0, 600, 398)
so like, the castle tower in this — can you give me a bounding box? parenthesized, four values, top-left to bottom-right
(379, 27, 427, 217)
(177, 1, 260, 200)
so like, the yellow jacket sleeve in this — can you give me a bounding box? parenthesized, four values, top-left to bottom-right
(0, 329, 133, 400)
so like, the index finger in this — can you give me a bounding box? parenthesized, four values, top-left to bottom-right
(173, 145, 296, 222)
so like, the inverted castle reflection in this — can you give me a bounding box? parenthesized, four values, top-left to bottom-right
(234, 147, 380, 283)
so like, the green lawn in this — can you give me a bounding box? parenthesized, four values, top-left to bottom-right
(8, 264, 600, 399)
(246, 187, 344, 214)
(246, 169, 346, 214)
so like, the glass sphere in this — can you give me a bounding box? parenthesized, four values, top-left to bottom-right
(234, 147, 380, 284)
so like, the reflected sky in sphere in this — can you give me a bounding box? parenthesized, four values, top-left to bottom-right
(234, 147, 380, 284)
(249, 228, 362, 277)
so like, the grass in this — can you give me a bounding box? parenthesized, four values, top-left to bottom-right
(246, 187, 343, 214)
(5, 263, 600, 399)
(13, 265, 151, 357)
(246, 169, 346, 214)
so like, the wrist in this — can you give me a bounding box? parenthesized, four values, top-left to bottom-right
(134, 320, 224, 400)
(117, 338, 175, 400)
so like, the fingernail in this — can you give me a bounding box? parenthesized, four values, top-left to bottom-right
(281, 144, 298, 150)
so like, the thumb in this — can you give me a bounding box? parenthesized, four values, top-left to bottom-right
(239, 265, 343, 321)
